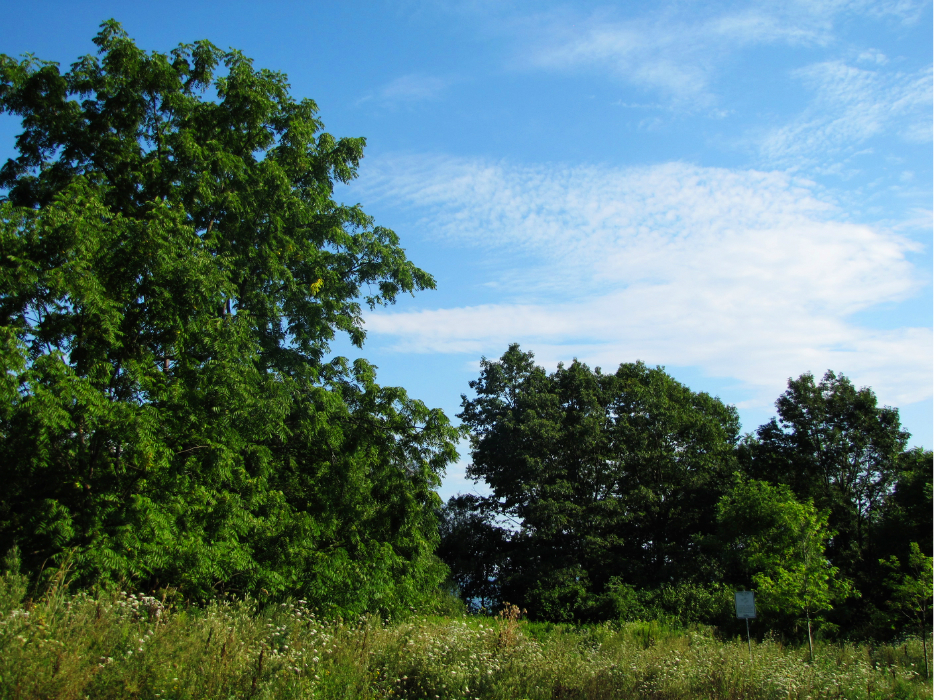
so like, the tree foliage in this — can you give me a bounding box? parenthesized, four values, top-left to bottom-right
(0, 21, 459, 615)
(878, 448, 933, 559)
(450, 344, 740, 620)
(881, 542, 933, 676)
(741, 371, 926, 637)
(445, 350, 927, 639)
(436, 494, 508, 612)
(744, 371, 909, 575)
(717, 478, 852, 653)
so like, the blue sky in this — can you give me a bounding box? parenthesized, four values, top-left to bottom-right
(1, 0, 931, 499)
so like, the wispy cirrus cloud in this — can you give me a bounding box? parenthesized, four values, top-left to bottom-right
(522, 10, 814, 105)
(355, 154, 930, 407)
(357, 73, 450, 107)
(514, 3, 842, 104)
(501, 0, 928, 111)
(760, 61, 933, 167)
(851, 0, 931, 23)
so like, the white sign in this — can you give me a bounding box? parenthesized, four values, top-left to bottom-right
(735, 591, 756, 619)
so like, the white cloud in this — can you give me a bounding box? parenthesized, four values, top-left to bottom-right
(783, 0, 929, 23)
(529, 21, 709, 99)
(356, 155, 931, 407)
(358, 74, 449, 106)
(515, 3, 841, 104)
(853, 0, 931, 23)
(857, 49, 889, 65)
(761, 62, 933, 165)
(497, 0, 929, 113)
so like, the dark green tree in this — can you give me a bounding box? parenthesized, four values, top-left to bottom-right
(743, 371, 912, 634)
(864, 448, 934, 639)
(881, 542, 933, 678)
(455, 344, 740, 620)
(746, 371, 909, 573)
(0, 21, 459, 615)
(437, 494, 508, 612)
(879, 448, 933, 559)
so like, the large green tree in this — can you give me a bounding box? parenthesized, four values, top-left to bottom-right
(453, 344, 740, 620)
(0, 21, 459, 615)
(744, 371, 909, 573)
(742, 371, 915, 634)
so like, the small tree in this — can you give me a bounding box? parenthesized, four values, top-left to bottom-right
(882, 542, 933, 678)
(718, 478, 852, 660)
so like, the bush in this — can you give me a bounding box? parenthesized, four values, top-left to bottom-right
(587, 580, 734, 628)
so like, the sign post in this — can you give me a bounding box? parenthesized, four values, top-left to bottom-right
(734, 591, 756, 661)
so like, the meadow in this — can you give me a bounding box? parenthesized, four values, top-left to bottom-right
(1, 563, 929, 700)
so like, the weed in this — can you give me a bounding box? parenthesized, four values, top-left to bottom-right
(0, 571, 930, 699)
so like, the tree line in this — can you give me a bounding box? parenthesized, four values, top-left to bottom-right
(440, 345, 931, 642)
(0, 22, 929, 644)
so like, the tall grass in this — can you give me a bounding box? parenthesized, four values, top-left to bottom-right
(0, 560, 929, 699)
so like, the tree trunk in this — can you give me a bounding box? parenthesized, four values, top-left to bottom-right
(922, 621, 929, 679)
(806, 611, 814, 663)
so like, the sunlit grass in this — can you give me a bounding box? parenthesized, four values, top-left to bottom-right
(0, 567, 929, 699)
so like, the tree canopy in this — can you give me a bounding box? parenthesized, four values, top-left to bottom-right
(450, 344, 740, 620)
(442, 346, 930, 638)
(740, 370, 921, 635)
(0, 20, 459, 615)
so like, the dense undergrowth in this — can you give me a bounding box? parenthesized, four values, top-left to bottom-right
(0, 561, 930, 700)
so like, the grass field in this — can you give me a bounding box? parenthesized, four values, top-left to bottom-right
(0, 565, 929, 699)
